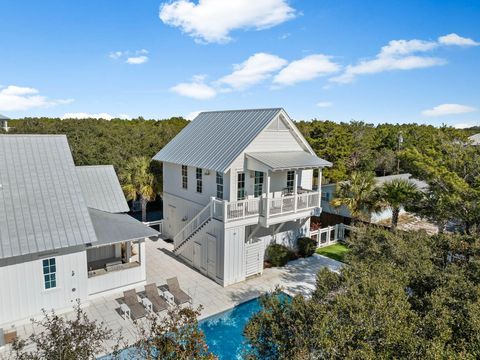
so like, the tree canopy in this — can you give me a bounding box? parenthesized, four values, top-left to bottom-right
(244, 227, 480, 359)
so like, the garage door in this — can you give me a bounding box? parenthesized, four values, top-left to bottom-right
(245, 239, 264, 278)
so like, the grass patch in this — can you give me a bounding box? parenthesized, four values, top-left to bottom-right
(316, 243, 349, 262)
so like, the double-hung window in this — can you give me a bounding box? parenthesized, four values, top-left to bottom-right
(287, 171, 295, 193)
(254, 171, 264, 198)
(182, 165, 188, 189)
(216, 172, 223, 199)
(196, 168, 202, 193)
(43, 258, 57, 290)
(237, 172, 246, 200)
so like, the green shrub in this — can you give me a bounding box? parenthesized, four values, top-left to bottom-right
(266, 244, 292, 267)
(297, 237, 317, 257)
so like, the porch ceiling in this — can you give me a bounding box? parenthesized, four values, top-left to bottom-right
(246, 151, 332, 172)
(87, 208, 159, 247)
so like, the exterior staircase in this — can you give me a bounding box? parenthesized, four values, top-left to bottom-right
(173, 201, 212, 254)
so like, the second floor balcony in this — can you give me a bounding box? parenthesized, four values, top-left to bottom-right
(212, 188, 320, 227)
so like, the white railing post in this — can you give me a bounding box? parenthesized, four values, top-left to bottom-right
(223, 200, 228, 221)
(210, 197, 215, 218)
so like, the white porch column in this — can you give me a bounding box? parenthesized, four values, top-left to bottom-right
(125, 241, 132, 263)
(317, 168, 322, 207)
(265, 170, 271, 218)
(293, 170, 298, 212)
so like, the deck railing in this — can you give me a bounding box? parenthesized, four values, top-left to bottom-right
(220, 191, 320, 222)
(173, 203, 211, 248)
(225, 198, 261, 221)
(143, 219, 164, 234)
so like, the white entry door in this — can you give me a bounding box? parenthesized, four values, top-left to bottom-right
(207, 237, 216, 279)
(193, 242, 202, 269)
(245, 238, 264, 277)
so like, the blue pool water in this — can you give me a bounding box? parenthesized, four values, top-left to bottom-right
(199, 297, 263, 359)
(100, 294, 288, 359)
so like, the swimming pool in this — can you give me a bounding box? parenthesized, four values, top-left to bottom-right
(199, 297, 263, 359)
(100, 294, 288, 359)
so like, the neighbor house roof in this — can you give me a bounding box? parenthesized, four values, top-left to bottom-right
(246, 151, 332, 171)
(0, 135, 97, 259)
(0, 114, 9, 120)
(76, 165, 130, 213)
(374, 173, 429, 190)
(322, 173, 428, 191)
(153, 108, 321, 173)
(469, 133, 480, 145)
(87, 208, 158, 247)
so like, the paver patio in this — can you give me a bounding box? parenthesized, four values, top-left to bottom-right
(1, 237, 342, 356)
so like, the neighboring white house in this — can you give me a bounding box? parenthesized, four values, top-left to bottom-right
(321, 173, 429, 224)
(469, 133, 480, 146)
(0, 135, 158, 327)
(0, 115, 10, 133)
(154, 108, 332, 286)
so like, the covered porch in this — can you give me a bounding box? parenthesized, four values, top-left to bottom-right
(86, 208, 158, 295)
(216, 151, 331, 226)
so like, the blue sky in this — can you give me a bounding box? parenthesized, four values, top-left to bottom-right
(0, 0, 479, 127)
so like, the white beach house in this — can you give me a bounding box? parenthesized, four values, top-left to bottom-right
(154, 108, 332, 286)
(0, 135, 157, 327)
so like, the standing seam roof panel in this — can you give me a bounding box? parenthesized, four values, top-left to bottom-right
(76, 166, 130, 213)
(0, 135, 97, 259)
(153, 109, 282, 172)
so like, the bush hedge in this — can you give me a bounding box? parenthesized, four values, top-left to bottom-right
(297, 237, 317, 257)
(266, 244, 292, 267)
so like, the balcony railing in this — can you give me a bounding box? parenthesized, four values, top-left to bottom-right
(216, 191, 320, 223)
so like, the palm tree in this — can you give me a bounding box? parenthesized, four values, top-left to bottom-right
(120, 156, 159, 222)
(378, 179, 419, 229)
(330, 171, 381, 222)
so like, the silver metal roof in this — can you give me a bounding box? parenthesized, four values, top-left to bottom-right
(0, 114, 9, 120)
(76, 165, 129, 213)
(374, 173, 428, 190)
(247, 151, 332, 171)
(88, 208, 158, 247)
(469, 133, 480, 145)
(153, 108, 284, 172)
(0, 135, 97, 259)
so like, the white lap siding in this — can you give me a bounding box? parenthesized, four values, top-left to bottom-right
(0, 250, 88, 327)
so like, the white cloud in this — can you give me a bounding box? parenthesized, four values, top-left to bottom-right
(379, 39, 438, 57)
(126, 56, 149, 64)
(62, 112, 131, 120)
(453, 122, 477, 129)
(331, 56, 445, 84)
(159, 0, 296, 43)
(330, 34, 478, 84)
(438, 33, 479, 47)
(171, 75, 217, 99)
(421, 103, 477, 117)
(317, 101, 333, 108)
(273, 55, 340, 86)
(185, 110, 204, 120)
(0, 85, 73, 112)
(109, 49, 149, 64)
(217, 53, 287, 89)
